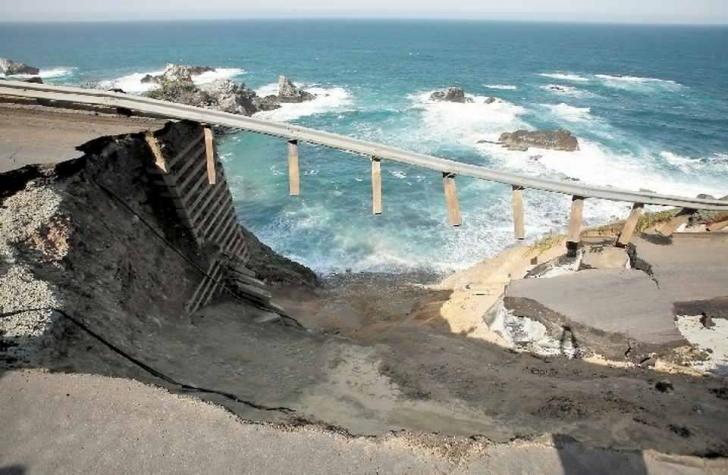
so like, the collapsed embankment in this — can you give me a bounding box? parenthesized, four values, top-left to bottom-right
(2, 117, 728, 461)
(0, 122, 313, 371)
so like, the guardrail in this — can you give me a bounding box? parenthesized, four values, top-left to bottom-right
(1, 79, 726, 249)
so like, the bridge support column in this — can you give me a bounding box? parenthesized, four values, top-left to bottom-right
(512, 185, 525, 240)
(442, 172, 462, 227)
(567, 195, 584, 256)
(371, 157, 382, 215)
(616, 203, 644, 247)
(204, 125, 216, 185)
(287, 140, 300, 196)
(145, 132, 167, 173)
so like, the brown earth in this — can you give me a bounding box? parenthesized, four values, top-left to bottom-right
(1, 104, 727, 471)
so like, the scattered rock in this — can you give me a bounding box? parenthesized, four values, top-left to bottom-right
(276, 75, 314, 103)
(546, 85, 569, 93)
(655, 380, 674, 393)
(700, 313, 715, 329)
(499, 130, 580, 152)
(0, 58, 40, 76)
(669, 425, 691, 438)
(710, 387, 728, 400)
(484, 96, 496, 104)
(430, 87, 473, 103)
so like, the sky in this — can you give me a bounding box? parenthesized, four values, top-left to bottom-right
(1, 0, 727, 24)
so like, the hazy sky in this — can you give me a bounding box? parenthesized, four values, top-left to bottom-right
(1, 0, 727, 24)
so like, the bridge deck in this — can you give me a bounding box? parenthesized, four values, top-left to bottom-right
(1, 80, 726, 211)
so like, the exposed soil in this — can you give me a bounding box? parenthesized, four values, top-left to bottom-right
(1, 108, 727, 468)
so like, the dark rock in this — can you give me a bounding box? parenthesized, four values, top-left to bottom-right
(547, 85, 569, 93)
(700, 313, 715, 329)
(277, 75, 314, 103)
(199, 79, 259, 116)
(144, 64, 264, 118)
(499, 129, 580, 152)
(655, 380, 674, 393)
(484, 96, 496, 104)
(253, 95, 282, 112)
(22, 77, 43, 84)
(0, 58, 40, 76)
(430, 87, 473, 103)
(669, 425, 691, 438)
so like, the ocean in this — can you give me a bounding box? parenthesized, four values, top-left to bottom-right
(2, 20, 727, 274)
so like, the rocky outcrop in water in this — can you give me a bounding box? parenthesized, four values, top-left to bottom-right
(498, 130, 580, 152)
(141, 64, 215, 85)
(430, 87, 473, 103)
(141, 65, 318, 117)
(144, 64, 269, 117)
(0, 58, 40, 76)
(276, 75, 315, 103)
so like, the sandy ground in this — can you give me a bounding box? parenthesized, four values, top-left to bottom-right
(2, 369, 726, 475)
(0, 102, 164, 172)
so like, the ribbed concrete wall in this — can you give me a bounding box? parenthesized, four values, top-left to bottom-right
(145, 122, 251, 313)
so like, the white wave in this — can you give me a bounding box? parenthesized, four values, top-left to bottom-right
(660, 151, 697, 173)
(412, 90, 527, 145)
(539, 72, 589, 82)
(191, 67, 245, 86)
(99, 69, 165, 93)
(40, 67, 75, 78)
(480, 138, 726, 201)
(595, 74, 681, 91)
(99, 66, 245, 94)
(660, 151, 728, 175)
(483, 84, 517, 90)
(540, 84, 591, 98)
(1, 67, 75, 79)
(253, 83, 354, 121)
(544, 103, 592, 123)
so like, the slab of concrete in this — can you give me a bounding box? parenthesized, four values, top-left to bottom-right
(505, 269, 686, 359)
(633, 234, 728, 304)
(580, 245, 629, 270)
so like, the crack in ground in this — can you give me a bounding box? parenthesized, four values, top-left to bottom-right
(626, 243, 660, 288)
(0, 307, 296, 414)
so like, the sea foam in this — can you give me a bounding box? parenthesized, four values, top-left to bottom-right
(99, 66, 245, 94)
(595, 74, 681, 91)
(1, 67, 76, 79)
(252, 83, 354, 121)
(483, 84, 517, 90)
(539, 72, 589, 82)
(412, 91, 526, 145)
(543, 103, 592, 122)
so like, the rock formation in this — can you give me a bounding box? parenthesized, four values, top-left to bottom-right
(430, 87, 473, 103)
(276, 75, 315, 103)
(0, 58, 40, 76)
(139, 65, 320, 118)
(144, 64, 268, 117)
(141, 64, 215, 85)
(498, 129, 580, 152)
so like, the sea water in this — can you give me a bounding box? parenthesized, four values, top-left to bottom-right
(2, 20, 727, 274)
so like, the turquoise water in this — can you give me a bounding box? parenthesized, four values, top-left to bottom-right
(2, 20, 727, 273)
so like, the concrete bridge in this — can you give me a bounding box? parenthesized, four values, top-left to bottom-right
(2, 79, 727, 312)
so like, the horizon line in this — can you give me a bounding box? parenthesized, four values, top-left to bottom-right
(1, 17, 728, 26)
